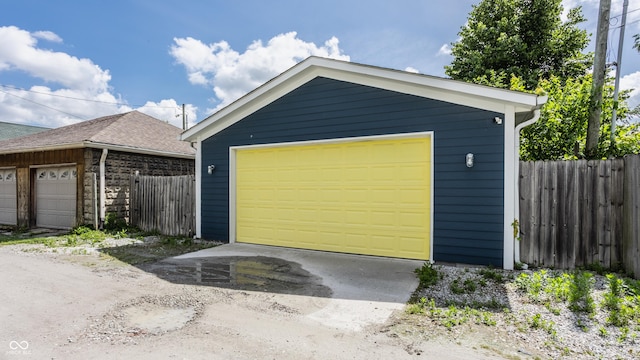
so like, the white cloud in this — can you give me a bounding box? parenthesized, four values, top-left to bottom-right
(170, 32, 350, 113)
(32, 30, 62, 43)
(562, 0, 640, 25)
(0, 26, 110, 91)
(620, 71, 640, 111)
(437, 43, 452, 56)
(561, 0, 598, 20)
(137, 100, 197, 129)
(405, 67, 419, 73)
(0, 26, 188, 128)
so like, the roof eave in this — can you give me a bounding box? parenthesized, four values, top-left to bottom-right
(181, 57, 547, 142)
(0, 142, 195, 159)
(85, 142, 195, 159)
(0, 142, 85, 156)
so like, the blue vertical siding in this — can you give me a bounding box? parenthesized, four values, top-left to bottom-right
(200, 77, 504, 266)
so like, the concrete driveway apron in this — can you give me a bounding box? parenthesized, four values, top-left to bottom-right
(172, 243, 424, 330)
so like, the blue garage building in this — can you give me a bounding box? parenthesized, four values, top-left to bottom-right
(181, 57, 546, 269)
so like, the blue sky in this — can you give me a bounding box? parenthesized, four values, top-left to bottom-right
(0, 0, 639, 129)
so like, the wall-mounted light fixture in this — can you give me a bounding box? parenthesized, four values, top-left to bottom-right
(207, 165, 216, 174)
(466, 153, 474, 168)
(493, 116, 503, 125)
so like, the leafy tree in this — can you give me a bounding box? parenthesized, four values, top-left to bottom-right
(634, 34, 640, 52)
(445, 0, 591, 90)
(517, 75, 639, 160)
(446, 0, 639, 159)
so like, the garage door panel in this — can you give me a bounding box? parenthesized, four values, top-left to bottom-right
(0, 169, 17, 225)
(36, 166, 76, 229)
(399, 188, 429, 203)
(235, 135, 431, 260)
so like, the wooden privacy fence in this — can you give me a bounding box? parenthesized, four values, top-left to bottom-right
(129, 175, 195, 237)
(519, 155, 640, 277)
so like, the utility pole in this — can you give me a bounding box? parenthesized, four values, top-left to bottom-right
(586, 0, 611, 159)
(610, 0, 629, 153)
(182, 103, 187, 130)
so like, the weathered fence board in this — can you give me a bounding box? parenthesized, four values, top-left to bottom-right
(129, 175, 195, 237)
(519, 157, 633, 272)
(623, 155, 640, 278)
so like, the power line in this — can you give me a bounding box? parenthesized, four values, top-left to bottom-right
(610, 7, 640, 19)
(0, 88, 86, 120)
(609, 7, 640, 27)
(610, 18, 640, 29)
(0, 84, 181, 110)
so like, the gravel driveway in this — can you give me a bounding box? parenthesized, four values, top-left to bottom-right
(0, 240, 507, 360)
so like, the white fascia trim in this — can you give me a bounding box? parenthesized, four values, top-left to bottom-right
(227, 131, 435, 262)
(429, 133, 435, 265)
(194, 140, 202, 239)
(228, 145, 237, 244)
(181, 57, 544, 143)
(314, 61, 542, 111)
(503, 106, 517, 270)
(230, 131, 434, 150)
(513, 109, 542, 264)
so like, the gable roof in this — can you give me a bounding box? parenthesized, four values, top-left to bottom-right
(0, 121, 49, 141)
(0, 111, 194, 158)
(181, 56, 547, 142)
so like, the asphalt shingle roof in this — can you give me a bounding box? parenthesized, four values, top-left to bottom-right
(0, 122, 49, 141)
(0, 111, 194, 157)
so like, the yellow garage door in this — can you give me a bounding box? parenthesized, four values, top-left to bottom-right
(234, 135, 432, 260)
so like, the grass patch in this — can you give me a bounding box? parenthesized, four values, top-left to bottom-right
(407, 297, 497, 328)
(0, 226, 218, 266)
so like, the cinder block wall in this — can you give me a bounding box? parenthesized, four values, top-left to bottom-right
(83, 148, 194, 225)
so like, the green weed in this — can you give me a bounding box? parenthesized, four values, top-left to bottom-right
(569, 270, 595, 314)
(598, 326, 608, 337)
(529, 313, 557, 337)
(449, 277, 477, 294)
(414, 262, 440, 289)
(478, 266, 505, 282)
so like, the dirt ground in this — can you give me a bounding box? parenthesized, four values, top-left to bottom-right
(0, 240, 512, 360)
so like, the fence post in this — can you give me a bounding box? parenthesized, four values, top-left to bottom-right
(623, 155, 640, 278)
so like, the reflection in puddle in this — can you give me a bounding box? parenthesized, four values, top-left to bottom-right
(144, 256, 331, 297)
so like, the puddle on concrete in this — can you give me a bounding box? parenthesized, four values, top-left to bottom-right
(143, 256, 332, 297)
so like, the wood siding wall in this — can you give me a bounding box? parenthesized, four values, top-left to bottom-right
(0, 148, 194, 229)
(0, 149, 85, 227)
(129, 175, 195, 236)
(519, 155, 640, 277)
(200, 77, 506, 266)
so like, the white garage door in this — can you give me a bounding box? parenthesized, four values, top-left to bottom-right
(36, 166, 77, 229)
(0, 169, 17, 225)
